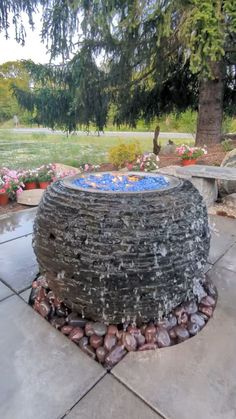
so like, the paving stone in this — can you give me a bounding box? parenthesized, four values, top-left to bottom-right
(0, 280, 13, 301)
(215, 243, 236, 273)
(0, 296, 105, 419)
(208, 215, 236, 264)
(20, 287, 31, 303)
(66, 374, 160, 419)
(0, 208, 36, 244)
(112, 266, 236, 419)
(0, 235, 38, 292)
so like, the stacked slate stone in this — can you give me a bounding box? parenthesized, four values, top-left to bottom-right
(33, 173, 210, 324)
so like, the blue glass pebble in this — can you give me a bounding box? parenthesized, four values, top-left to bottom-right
(72, 173, 169, 192)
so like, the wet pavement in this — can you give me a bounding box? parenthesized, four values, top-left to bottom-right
(0, 209, 236, 419)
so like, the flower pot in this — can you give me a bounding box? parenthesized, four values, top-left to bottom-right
(0, 193, 9, 206)
(182, 159, 197, 166)
(25, 181, 37, 190)
(126, 163, 134, 170)
(39, 181, 51, 189)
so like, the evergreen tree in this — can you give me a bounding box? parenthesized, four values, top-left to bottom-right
(1, 1, 236, 141)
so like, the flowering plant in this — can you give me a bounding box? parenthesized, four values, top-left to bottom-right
(130, 152, 159, 172)
(20, 169, 39, 184)
(80, 163, 101, 172)
(0, 168, 24, 198)
(37, 164, 56, 182)
(176, 145, 207, 160)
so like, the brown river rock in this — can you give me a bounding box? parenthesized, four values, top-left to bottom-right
(85, 322, 95, 337)
(138, 343, 157, 351)
(61, 325, 74, 335)
(200, 295, 216, 307)
(199, 305, 213, 318)
(105, 345, 127, 369)
(90, 334, 104, 349)
(104, 334, 117, 352)
(107, 325, 118, 336)
(96, 347, 106, 363)
(145, 324, 156, 343)
(69, 327, 84, 343)
(123, 333, 137, 351)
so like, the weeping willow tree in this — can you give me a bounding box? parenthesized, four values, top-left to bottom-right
(2, 1, 236, 141)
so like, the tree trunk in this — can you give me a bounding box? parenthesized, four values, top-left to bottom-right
(195, 62, 224, 146)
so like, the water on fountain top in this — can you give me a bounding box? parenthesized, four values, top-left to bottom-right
(71, 172, 170, 192)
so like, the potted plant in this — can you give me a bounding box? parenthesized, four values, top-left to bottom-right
(21, 169, 39, 189)
(0, 174, 10, 205)
(0, 168, 24, 205)
(176, 145, 207, 166)
(37, 164, 55, 189)
(131, 152, 160, 172)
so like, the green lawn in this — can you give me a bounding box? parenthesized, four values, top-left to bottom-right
(0, 130, 193, 169)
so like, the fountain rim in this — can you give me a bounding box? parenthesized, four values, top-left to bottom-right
(62, 171, 182, 195)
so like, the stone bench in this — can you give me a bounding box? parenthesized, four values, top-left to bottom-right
(175, 165, 236, 207)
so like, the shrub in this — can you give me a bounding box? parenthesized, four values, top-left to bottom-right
(109, 142, 141, 168)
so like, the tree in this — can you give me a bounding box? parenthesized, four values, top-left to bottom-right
(0, 61, 31, 123)
(1, 1, 236, 142)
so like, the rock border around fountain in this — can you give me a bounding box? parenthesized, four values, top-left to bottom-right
(29, 274, 217, 369)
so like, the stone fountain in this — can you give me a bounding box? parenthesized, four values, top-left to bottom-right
(33, 172, 210, 324)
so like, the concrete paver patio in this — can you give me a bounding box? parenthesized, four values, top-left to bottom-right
(0, 209, 236, 419)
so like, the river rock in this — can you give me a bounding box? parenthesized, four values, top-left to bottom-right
(174, 307, 187, 325)
(200, 295, 216, 307)
(69, 327, 84, 343)
(184, 300, 198, 315)
(156, 327, 171, 348)
(123, 333, 137, 351)
(85, 322, 95, 337)
(199, 305, 213, 318)
(145, 324, 156, 343)
(107, 325, 118, 336)
(190, 313, 205, 328)
(188, 322, 200, 336)
(135, 333, 146, 347)
(138, 343, 157, 351)
(96, 346, 106, 363)
(93, 322, 107, 336)
(174, 326, 190, 342)
(61, 325, 74, 335)
(78, 336, 89, 349)
(66, 313, 87, 328)
(105, 345, 127, 369)
(90, 334, 104, 349)
(104, 334, 117, 352)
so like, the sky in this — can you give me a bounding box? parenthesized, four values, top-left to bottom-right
(0, 11, 51, 65)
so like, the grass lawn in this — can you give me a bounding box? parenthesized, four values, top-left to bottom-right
(0, 130, 193, 169)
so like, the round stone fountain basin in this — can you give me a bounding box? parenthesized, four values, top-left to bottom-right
(33, 172, 210, 324)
